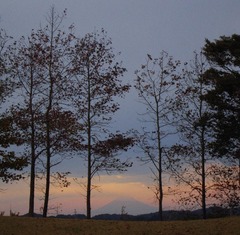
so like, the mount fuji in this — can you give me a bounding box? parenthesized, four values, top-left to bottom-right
(92, 197, 157, 216)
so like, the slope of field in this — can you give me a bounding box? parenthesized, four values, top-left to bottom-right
(0, 216, 239, 235)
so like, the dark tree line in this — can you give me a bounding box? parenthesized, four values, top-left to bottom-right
(0, 7, 239, 220)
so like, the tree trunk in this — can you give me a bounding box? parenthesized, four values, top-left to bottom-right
(43, 146, 51, 217)
(86, 64, 92, 219)
(158, 148, 163, 221)
(201, 138, 206, 220)
(43, 91, 52, 217)
(42, 10, 54, 217)
(42, 82, 53, 217)
(156, 103, 163, 221)
(28, 164, 35, 216)
(200, 79, 207, 220)
(28, 66, 36, 217)
(28, 157, 35, 217)
(86, 153, 91, 219)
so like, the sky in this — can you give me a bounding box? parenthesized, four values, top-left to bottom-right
(0, 0, 240, 216)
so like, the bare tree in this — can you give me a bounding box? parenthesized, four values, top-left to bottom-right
(70, 29, 134, 219)
(168, 52, 212, 219)
(7, 32, 48, 216)
(39, 7, 79, 218)
(134, 51, 180, 220)
(7, 7, 78, 217)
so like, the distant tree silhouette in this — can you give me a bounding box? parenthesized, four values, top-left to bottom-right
(70, 29, 134, 219)
(167, 52, 213, 219)
(134, 51, 180, 220)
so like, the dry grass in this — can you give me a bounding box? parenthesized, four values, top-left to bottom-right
(0, 216, 239, 235)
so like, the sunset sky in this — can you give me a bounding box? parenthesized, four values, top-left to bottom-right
(0, 0, 240, 216)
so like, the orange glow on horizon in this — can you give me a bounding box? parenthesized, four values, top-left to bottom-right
(0, 173, 178, 216)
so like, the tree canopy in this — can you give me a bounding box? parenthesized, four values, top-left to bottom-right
(203, 34, 240, 160)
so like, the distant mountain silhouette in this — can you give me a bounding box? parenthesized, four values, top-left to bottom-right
(21, 205, 240, 221)
(92, 197, 157, 216)
(92, 206, 240, 221)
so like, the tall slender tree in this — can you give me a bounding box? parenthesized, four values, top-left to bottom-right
(168, 52, 212, 219)
(70, 29, 133, 219)
(7, 32, 48, 216)
(134, 51, 180, 220)
(34, 7, 78, 218)
(7, 7, 78, 217)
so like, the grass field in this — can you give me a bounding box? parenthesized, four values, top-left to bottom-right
(0, 216, 239, 235)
